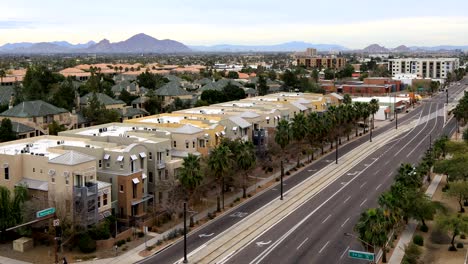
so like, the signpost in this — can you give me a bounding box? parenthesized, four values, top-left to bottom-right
(348, 250, 375, 261)
(36, 207, 56, 218)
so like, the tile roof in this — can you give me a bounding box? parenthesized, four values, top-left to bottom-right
(0, 86, 14, 105)
(239, 111, 260, 118)
(49, 151, 95, 165)
(11, 121, 35, 133)
(200, 82, 222, 92)
(80, 93, 125, 105)
(0, 100, 68, 118)
(118, 107, 148, 118)
(155, 81, 191, 96)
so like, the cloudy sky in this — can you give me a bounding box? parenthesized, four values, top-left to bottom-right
(0, 0, 467, 48)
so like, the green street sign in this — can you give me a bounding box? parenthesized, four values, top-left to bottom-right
(348, 249, 374, 261)
(36, 207, 56, 218)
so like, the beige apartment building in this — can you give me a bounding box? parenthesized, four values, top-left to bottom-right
(388, 58, 460, 80)
(0, 136, 111, 227)
(296, 57, 347, 70)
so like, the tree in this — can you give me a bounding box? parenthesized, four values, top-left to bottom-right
(0, 185, 28, 238)
(179, 153, 203, 224)
(137, 71, 169, 90)
(324, 68, 335, 80)
(395, 163, 421, 189)
(0, 118, 17, 142)
(48, 120, 66, 135)
(464, 128, 468, 143)
(433, 135, 449, 158)
(437, 213, 468, 250)
(354, 208, 391, 262)
(268, 70, 277, 81)
(369, 99, 380, 129)
(22, 65, 64, 101)
(311, 69, 319, 83)
(223, 83, 246, 101)
(257, 74, 269, 96)
(227, 71, 239, 79)
(236, 141, 256, 198)
(446, 181, 468, 213)
(291, 113, 308, 166)
(51, 78, 76, 111)
(82, 93, 121, 125)
(281, 69, 297, 88)
(305, 112, 321, 160)
(406, 190, 438, 230)
(208, 145, 232, 212)
(275, 119, 291, 184)
(343, 94, 352, 105)
(118, 89, 138, 106)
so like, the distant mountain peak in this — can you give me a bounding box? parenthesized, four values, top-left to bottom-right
(362, 44, 389, 53)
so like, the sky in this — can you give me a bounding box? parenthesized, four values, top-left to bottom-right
(0, 0, 468, 49)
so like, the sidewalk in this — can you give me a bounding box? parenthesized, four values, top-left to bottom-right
(387, 175, 442, 264)
(0, 255, 32, 264)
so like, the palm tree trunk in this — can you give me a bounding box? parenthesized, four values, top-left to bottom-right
(217, 178, 221, 212)
(222, 176, 225, 210)
(451, 233, 456, 249)
(243, 173, 247, 199)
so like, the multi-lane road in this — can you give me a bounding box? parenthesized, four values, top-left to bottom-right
(139, 79, 467, 264)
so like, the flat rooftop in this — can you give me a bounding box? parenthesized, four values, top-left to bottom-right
(0, 138, 100, 159)
(75, 124, 165, 143)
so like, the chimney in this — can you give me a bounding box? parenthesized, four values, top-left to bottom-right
(72, 107, 76, 114)
(136, 83, 140, 94)
(9, 93, 14, 109)
(75, 91, 80, 110)
(127, 85, 131, 92)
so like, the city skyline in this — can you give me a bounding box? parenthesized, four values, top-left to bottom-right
(1, 0, 468, 48)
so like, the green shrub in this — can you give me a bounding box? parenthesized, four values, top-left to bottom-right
(285, 171, 291, 175)
(88, 221, 111, 240)
(126, 237, 131, 242)
(78, 233, 96, 253)
(146, 245, 154, 251)
(457, 242, 464, 248)
(138, 232, 144, 238)
(115, 239, 126, 247)
(156, 240, 162, 246)
(402, 242, 421, 264)
(413, 235, 424, 246)
(420, 225, 429, 232)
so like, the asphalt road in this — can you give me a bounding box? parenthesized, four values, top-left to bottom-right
(223, 81, 467, 264)
(139, 79, 466, 264)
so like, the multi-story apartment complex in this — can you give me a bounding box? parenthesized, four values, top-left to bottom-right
(296, 57, 347, 70)
(388, 58, 459, 80)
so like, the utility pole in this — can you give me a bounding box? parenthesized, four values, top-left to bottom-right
(183, 202, 188, 263)
(395, 110, 398, 130)
(280, 160, 284, 200)
(370, 128, 372, 142)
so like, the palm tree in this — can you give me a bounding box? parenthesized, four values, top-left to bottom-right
(208, 145, 232, 212)
(343, 94, 352, 105)
(354, 208, 391, 263)
(306, 112, 321, 160)
(179, 153, 203, 225)
(291, 113, 308, 167)
(369, 99, 379, 129)
(237, 141, 256, 198)
(433, 135, 449, 158)
(395, 163, 421, 189)
(275, 119, 291, 199)
(353, 102, 364, 136)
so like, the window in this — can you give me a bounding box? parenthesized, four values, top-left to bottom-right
(98, 198, 101, 208)
(120, 162, 124, 169)
(148, 152, 152, 160)
(158, 170, 162, 181)
(159, 192, 163, 203)
(103, 193, 108, 206)
(65, 177, 69, 185)
(166, 149, 169, 156)
(193, 141, 196, 148)
(51, 176, 55, 183)
(4, 167, 9, 180)
(120, 185, 124, 192)
(98, 160, 102, 168)
(186, 141, 189, 149)
(173, 141, 177, 148)
(132, 183, 137, 199)
(165, 169, 169, 180)
(33, 168, 35, 173)
(149, 172, 153, 183)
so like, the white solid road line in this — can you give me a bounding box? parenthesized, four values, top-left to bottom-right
(406, 104, 440, 158)
(296, 237, 309, 250)
(343, 196, 351, 204)
(173, 244, 206, 264)
(319, 241, 330, 253)
(340, 246, 350, 259)
(341, 217, 350, 228)
(359, 198, 368, 207)
(376, 184, 382, 190)
(359, 182, 367, 189)
(322, 214, 332, 224)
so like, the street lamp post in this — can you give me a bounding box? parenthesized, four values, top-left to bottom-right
(370, 127, 372, 142)
(183, 202, 188, 263)
(335, 137, 339, 164)
(280, 160, 284, 200)
(395, 109, 398, 130)
(344, 232, 375, 263)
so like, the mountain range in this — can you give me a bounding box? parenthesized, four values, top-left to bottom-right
(0, 34, 467, 54)
(0, 33, 191, 54)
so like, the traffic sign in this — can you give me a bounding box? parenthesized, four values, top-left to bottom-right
(53, 219, 60, 227)
(348, 249, 374, 261)
(36, 207, 56, 218)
